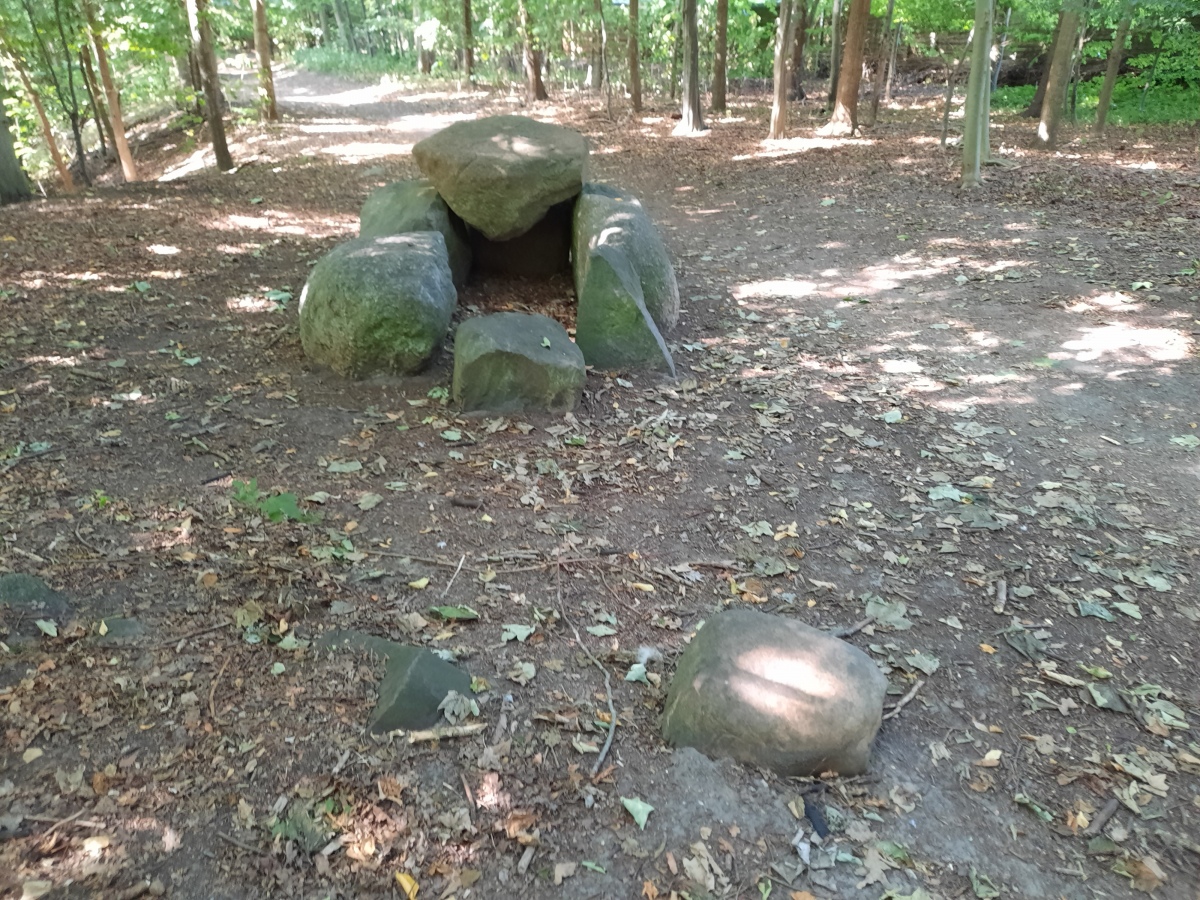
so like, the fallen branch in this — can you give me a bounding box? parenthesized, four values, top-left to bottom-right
(439, 554, 466, 598)
(218, 832, 261, 854)
(882, 678, 926, 721)
(406, 722, 487, 743)
(1084, 798, 1120, 837)
(209, 657, 231, 727)
(831, 616, 874, 639)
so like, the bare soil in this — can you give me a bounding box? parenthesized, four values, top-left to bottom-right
(1, 67, 1198, 900)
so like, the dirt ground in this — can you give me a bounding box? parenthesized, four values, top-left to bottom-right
(1, 66, 1198, 900)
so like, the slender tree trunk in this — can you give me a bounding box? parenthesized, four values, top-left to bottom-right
(962, 0, 993, 187)
(992, 5, 1011, 89)
(628, 0, 641, 111)
(462, 0, 473, 80)
(1038, 8, 1078, 148)
(712, 0, 728, 113)
(588, 0, 602, 89)
(866, 0, 896, 126)
(332, 0, 357, 52)
(8, 54, 74, 190)
(827, 0, 843, 108)
(939, 50, 964, 147)
(675, 0, 703, 133)
(768, 0, 795, 139)
(1022, 12, 1062, 118)
(47, 0, 91, 185)
(670, 12, 681, 101)
(83, 0, 138, 181)
(251, 0, 279, 121)
(187, 0, 234, 170)
(518, 0, 548, 101)
(1094, 9, 1130, 133)
(0, 73, 32, 204)
(883, 22, 900, 102)
(792, 0, 810, 87)
(821, 0, 869, 134)
(79, 46, 111, 158)
(318, 5, 332, 45)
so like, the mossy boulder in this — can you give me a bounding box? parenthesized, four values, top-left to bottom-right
(574, 245, 675, 375)
(299, 233, 457, 378)
(359, 180, 471, 287)
(453, 312, 585, 412)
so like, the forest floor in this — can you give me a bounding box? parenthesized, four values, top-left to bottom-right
(1, 66, 1199, 900)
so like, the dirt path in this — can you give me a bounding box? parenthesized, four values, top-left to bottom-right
(1, 69, 1198, 900)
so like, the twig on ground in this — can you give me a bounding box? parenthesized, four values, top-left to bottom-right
(1, 447, 54, 471)
(209, 657, 231, 727)
(883, 678, 926, 721)
(74, 523, 103, 556)
(556, 552, 617, 775)
(11, 546, 47, 564)
(39, 809, 87, 835)
(406, 722, 487, 743)
(217, 832, 260, 853)
(994, 577, 1008, 614)
(1084, 798, 1120, 836)
(163, 618, 232, 649)
(440, 554, 466, 598)
(831, 616, 874, 638)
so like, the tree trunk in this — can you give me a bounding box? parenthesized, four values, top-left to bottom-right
(332, 0, 357, 53)
(1094, 9, 1130, 134)
(827, 0, 843, 109)
(961, 0, 993, 187)
(865, 0, 895, 126)
(187, 0, 235, 170)
(79, 45, 111, 158)
(8, 54, 74, 190)
(628, 0, 641, 111)
(768, 0, 794, 139)
(883, 22, 900, 103)
(712, 0, 728, 113)
(0, 73, 31, 204)
(675, 0, 703, 133)
(791, 0, 810, 88)
(992, 5, 1011, 89)
(1022, 12, 1062, 118)
(318, 4, 332, 45)
(821, 0, 869, 134)
(518, 0, 548, 101)
(251, 0, 279, 121)
(462, 0, 473, 80)
(1037, 8, 1078, 148)
(670, 13, 681, 101)
(83, 0, 138, 181)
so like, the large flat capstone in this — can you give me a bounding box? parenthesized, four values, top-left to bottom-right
(574, 245, 675, 375)
(661, 609, 887, 776)
(299, 233, 457, 378)
(359, 180, 472, 287)
(412, 115, 588, 241)
(318, 630, 472, 733)
(573, 183, 680, 330)
(453, 312, 585, 412)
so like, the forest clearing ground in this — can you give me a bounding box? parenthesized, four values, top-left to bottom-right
(1, 67, 1198, 899)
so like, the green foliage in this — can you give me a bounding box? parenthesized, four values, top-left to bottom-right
(293, 45, 410, 80)
(993, 74, 1199, 125)
(231, 478, 319, 523)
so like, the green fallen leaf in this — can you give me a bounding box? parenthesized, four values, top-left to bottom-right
(357, 492, 383, 510)
(970, 866, 1001, 899)
(502, 623, 535, 642)
(881, 409, 902, 424)
(270, 662, 286, 676)
(1169, 435, 1199, 450)
(586, 624, 617, 637)
(440, 429, 462, 442)
(1112, 602, 1142, 619)
(580, 861, 606, 873)
(428, 605, 479, 621)
(621, 797, 654, 830)
(625, 663, 650, 684)
(35, 619, 58, 638)
(541, 336, 551, 348)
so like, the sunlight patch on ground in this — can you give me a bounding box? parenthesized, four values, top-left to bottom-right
(732, 279, 817, 301)
(1057, 324, 1192, 364)
(159, 148, 217, 182)
(735, 135, 874, 161)
(320, 141, 414, 161)
(879, 358, 923, 374)
(1067, 291, 1142, 313)
(147, 244, 181, 256)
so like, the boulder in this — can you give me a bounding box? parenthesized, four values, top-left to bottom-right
(573, 183, 680, 329)
(661, 609, 887, 776)
(574, 245, 675, 375)
(412, 115, 588, 241)
(0, 573, 72, 645)
(317, 630, 472, 734)
(453, 312, 585, 412)
(299, 233, 457, 378)
(469, 199, 572, 277)
(359, 180, 472, 287)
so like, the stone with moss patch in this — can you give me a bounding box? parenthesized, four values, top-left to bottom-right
(453, 312, 585, 412)
(359, 179, 471, 287)
(574, 245, 675, 375)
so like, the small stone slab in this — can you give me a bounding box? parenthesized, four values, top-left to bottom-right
(661, 609, 887, 776)
(412, 115, 588, 241)
(573, 183, 680, 330)
(453, 313, 585, 412)
(359, 179, 472, 287)
(299, 233, 457, 378)
(95, 617, 147, 644)
(0, 573, 72, 644)
(574, 245, 675, 375)
(318, 630, 471, 733)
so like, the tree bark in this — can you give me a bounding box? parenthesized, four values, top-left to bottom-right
(332, 0, 357, 53)
(83, 0, 138, 181)
(821, 0, 869, 134)
(712, 0, 728, 113)
(792, 0, 810, 88)
(0, 73, 32, 204)
(518, 0, 548, 101)
(462, 0, 473, 80)
(187, 0, 235, 170)
(865, 0, 895, 126)
(675, 0, 703, 133)
(1094, 10, 1130, 134)
(588, 0, 603, 90)
(768, 0, 795, 139)
(827, 0, 843, 109)
(1022, 12, 1062, 118)
(7, 52, 74, 190)
(251, 0, 279, 121)
(79, 45, 112, 158)
(1038, 8, 1078, 148)
(961, 0, 993, 187)
(628, 0, 641, 111)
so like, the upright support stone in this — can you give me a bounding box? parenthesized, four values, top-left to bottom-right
(575, 245, 675, 375)
(359, 180, 472, 287)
